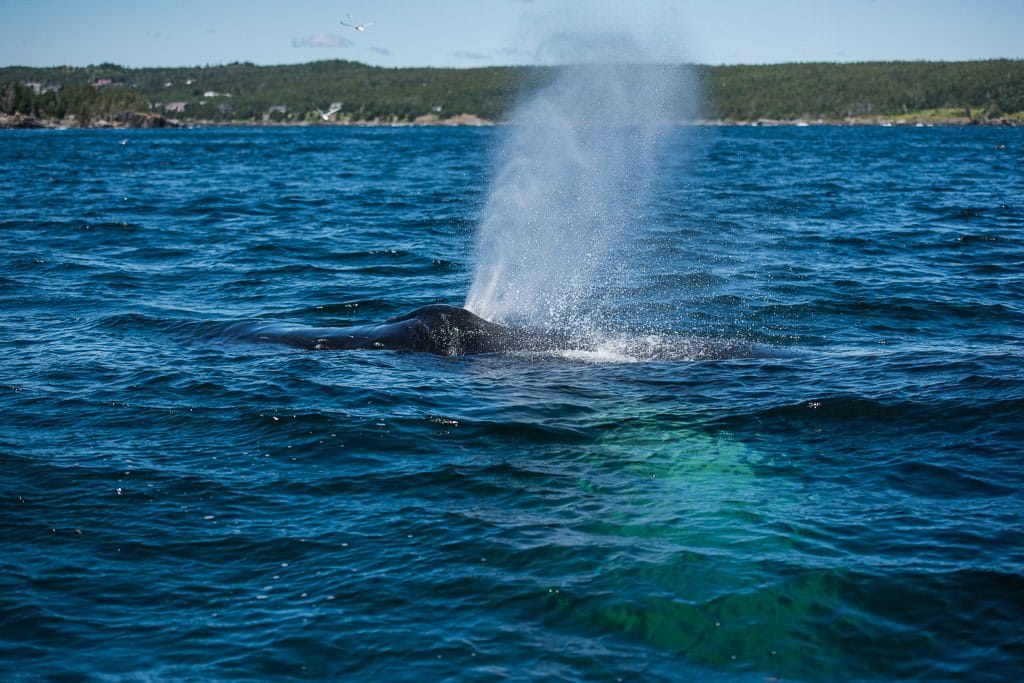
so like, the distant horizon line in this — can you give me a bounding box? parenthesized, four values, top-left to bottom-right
(3, 56, 1023, 71)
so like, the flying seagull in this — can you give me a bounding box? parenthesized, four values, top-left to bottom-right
(314, 104, 343, 121)
(340, 14, 372, 32)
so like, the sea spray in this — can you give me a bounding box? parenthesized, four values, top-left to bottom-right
(465, 31, 697, 329)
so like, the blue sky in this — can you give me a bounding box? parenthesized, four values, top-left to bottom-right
(0, 0, 1021, 68)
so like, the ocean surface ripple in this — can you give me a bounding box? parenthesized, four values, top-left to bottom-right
(1, 125, 1022, 682)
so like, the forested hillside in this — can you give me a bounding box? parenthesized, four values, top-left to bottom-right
(706, 61, 1023, 121)
(1, 59, 1021, 126)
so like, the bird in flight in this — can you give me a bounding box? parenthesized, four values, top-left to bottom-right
(340, 14, 372, 31)
(314, 103, 343, 121)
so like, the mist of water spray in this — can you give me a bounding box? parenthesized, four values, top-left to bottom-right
(465, 30, 697, 328)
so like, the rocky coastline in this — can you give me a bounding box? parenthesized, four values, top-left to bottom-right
(2, 111, 1019, 130)
(0, 111, 178, 129)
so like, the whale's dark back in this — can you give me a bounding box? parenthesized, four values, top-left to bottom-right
(386, 304, 512, 355)
(227, 304, 519, 356)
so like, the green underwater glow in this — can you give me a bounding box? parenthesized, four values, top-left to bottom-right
(544, 420, 857, 678)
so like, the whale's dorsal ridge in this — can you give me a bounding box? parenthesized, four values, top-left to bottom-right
(386, 304, 485, 324)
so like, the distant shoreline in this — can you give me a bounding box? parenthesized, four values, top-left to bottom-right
(0, 111, 497, 130)
(5, 59, 1022, 130)
(2, 112, 1020, 130)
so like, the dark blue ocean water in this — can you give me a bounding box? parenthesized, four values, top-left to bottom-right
(1, 124, 1022, 682)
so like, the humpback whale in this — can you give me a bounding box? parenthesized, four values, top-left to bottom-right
(223, 304, 783, 360)
(227, 304, 572, 356)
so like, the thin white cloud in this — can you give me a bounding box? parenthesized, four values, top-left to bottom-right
(453, 50, 490, 61)
(292, 33, 354, 49)
(369, 46, 391, 56)
(496, 46, 528, 57)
